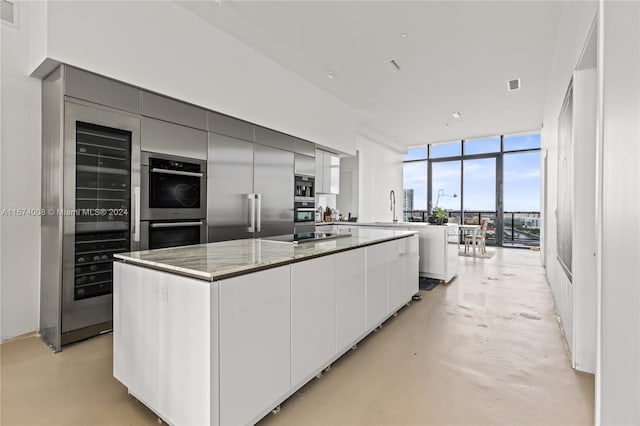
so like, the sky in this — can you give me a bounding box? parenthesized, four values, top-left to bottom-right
(403, 134, 541, 213)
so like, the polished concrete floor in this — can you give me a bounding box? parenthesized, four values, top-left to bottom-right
(1, 248, 594, 425)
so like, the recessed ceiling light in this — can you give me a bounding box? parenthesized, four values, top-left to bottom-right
(327, 69, 335, 80)
(451, 112, 462, 119)
(214, 0, 222, 4)
(401, 33, 408, 38)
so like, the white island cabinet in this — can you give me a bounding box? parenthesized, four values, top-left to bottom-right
(335, 248, 366, 350)
(113, 263, 216, 426)
(291, 255, 337, 387)
(336, 222, 459, 283)
(219, 266, 291, 426)
(113, 229, 418, 426)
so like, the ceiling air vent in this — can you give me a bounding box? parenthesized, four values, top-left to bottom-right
(1, 0, 16, 26)
(507, 78, 521, 92)
(384, 59, 402, 73)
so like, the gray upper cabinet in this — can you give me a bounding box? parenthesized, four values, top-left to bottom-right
(141, 117, 208, 160)
(255, 126, 295, 152)
(142, 91, 207, 131)
(294, 153, 315, 177)
(208, 112, 254, 142)
(64, 66, 141, 114)
(294, 139, 315, 157)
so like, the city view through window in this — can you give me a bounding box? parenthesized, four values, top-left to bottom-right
(403, 133, 541, 247)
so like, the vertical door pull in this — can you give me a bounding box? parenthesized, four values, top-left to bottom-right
(133, 186, 140, 242)
(256, 193, 262, 233)
(248, 193, 256, 233)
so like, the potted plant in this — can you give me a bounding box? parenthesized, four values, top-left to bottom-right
(432, 207, 449, 225)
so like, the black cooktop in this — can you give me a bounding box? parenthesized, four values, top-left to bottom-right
(263, 232, 351, 244)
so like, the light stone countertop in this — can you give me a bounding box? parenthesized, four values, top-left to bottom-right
(316, 221, 458, 228)
(114, 228, 416, 282)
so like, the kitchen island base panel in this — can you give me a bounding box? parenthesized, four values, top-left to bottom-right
(291, 255, 337, 387)
(113, 262, 216, 426)
(219, 265, 291, 426)
(333, 222, 459, 283)
(113, 233, 418, 426)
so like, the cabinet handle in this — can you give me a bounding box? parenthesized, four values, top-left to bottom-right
(132, 186, 140, 242)
(150, 221, 203, 228)
(248, 193, 256, 233)
(256, 193, 262, 233)
(150, 168, 203, 178)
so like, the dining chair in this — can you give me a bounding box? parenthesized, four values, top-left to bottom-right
(464, 219, 488, 254)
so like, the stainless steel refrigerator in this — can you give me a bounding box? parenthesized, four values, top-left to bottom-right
(207, 133, 294, 242)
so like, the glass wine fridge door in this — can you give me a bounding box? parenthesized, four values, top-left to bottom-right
(75, 122, 131, 300)
(62, 102, 140, 336)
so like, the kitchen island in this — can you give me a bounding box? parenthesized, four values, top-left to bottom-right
(113, 228, 418, 426)
(317, 222, 459, 282)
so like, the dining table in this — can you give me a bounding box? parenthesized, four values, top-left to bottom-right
(458, 224, 482, 257)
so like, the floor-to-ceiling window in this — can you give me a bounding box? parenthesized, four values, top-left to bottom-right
(502, 134, 541, 247)
(402, 132, 541, 247)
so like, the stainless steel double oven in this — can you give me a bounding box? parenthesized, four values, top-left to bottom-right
(140, 152, 207, 250)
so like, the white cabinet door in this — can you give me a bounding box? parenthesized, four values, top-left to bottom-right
(405, 235, 419, 300)
(291, 256, 337, 386)
(316, 150, 340, 194)
(387, 239, 406, 313)
(446, 226, 460, 282)
(322, 152, 332, 194)
(315, 152, 325, 193)
(219, 266, 291, 426)
(329, 153, 340, 194)
(335, 248, 366, 351)
(366, 243, 388, 329)
(417, 227, 446, 280)
(113, 263, 214, 426)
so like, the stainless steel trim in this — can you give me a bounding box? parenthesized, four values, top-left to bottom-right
(60, 321, 113, 346)
(248, 193, 256, 233)
(150, 168, 204, 178)
(256, 193, 262, 233)
(40, 66, 65, 352)
(150, 221, 204, 228)
(133, 186, 140, 242)
(296, 208, 316, 212)
(294, 196, 315, 203)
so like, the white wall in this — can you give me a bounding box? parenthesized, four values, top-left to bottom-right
(356, 135, 403, 223)
(43, 1, 357, 155)
(543, 1, 640, 422)
(1, 1, 43, 340)
(541, 0, 598, 360)
(572, 67, 597, 374)
(598, 1, 640, 423)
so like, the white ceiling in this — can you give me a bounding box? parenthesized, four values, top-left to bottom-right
(178, 1, 561, 149)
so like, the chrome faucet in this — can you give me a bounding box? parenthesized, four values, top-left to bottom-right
(390, 190, 397, 222)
